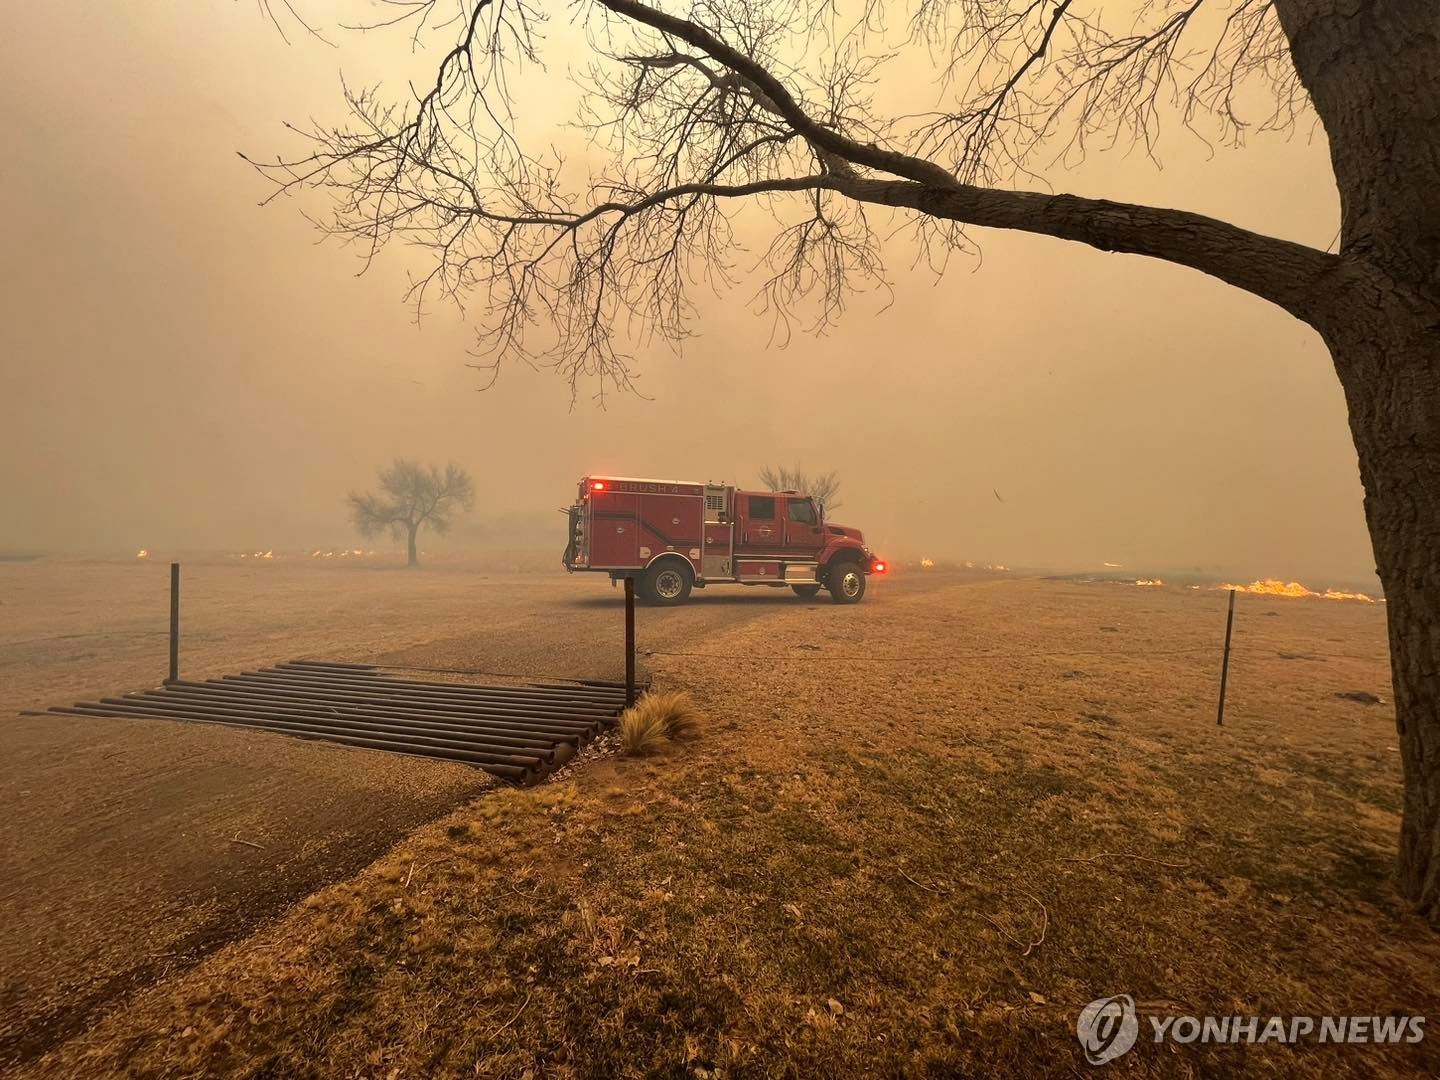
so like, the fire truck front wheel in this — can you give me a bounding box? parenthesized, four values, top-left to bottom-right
(826, 561, 866, 604)
(641, 561, 693, 605)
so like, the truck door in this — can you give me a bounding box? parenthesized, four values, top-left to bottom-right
(734, 492, 784, 581)
(737, 493, 781, 552)
(782, 496, 825, 561)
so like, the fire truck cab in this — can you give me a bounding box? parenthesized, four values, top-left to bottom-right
(562, 475, 885, 605)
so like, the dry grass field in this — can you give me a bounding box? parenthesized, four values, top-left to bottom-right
(4, 558, 1437, 1077)
(0, 557, 792, 1070)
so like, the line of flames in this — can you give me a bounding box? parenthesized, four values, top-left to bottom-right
(233, 549, 372, 559)
(1125, 576, 1375, 602)
(1218, 579, 1377, 603)
(136, 550, 376, 560)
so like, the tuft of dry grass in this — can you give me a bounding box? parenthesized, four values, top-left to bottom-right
(618, 707, 668, 755)
(618, 691, 702, 754)
(652, 690, 702, 739)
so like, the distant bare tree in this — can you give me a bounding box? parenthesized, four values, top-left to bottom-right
(253, 1, 1440, 918)
(348, 460, 475, 567)
(759, 466, 841, 514)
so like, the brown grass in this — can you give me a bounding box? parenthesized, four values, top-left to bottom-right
(16, 574, 1440, 1079)
(652, 690, 703, 739)
(618, 691, 702, 754)
(617, 705, 668, 755)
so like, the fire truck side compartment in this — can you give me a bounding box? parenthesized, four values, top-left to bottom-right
(587, 490, 639, 568)
(701, 483, 733, 581)
(578, 478, 706, 573)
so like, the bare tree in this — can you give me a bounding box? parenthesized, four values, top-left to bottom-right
(254, 1, 1440, 919)
(349, 460, 475, 567)
(759, 465, 842, 514)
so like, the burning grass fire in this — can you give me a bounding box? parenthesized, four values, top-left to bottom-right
(221, 549, 378, 560)
(1219, 579, 1378, 603)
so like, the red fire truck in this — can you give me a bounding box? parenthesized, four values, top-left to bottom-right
(562, 475, 885, 604)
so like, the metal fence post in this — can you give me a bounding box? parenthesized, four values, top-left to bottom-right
(624, 577, 636, 709)
(1216, 588, 1236, 726)
(169, 562, 180, 684)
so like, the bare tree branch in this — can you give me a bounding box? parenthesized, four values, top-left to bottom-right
(248, 0, 1331, 398)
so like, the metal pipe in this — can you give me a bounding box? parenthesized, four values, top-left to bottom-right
(154, 685, 570, 750)
(171, 680, 598, 737)
(86, 697, 550, 766)
(51, 701, 543, 782)
(266, 665, 624, 707)
(1217, 588, 1237, 726)
(285, 659, 376, 671)
(259, 677, 621, 712)
(625, 576, 636, 709)
(168, 562, 180, 684)
(227, 672, 616, 720)
(535, 679, 630, 695)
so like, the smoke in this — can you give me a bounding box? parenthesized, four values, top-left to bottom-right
(0, 3, 1375, 584)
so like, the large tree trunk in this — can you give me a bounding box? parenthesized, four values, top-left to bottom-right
(1274, 0, 1440, 920)
(406, 526, 419, 567)
(1328, 315, 1440, 921)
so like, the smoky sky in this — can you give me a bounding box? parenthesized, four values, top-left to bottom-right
(0, 3, 1376, 584)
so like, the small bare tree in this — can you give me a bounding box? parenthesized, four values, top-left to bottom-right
(759, 466, 842, 514)
(348, 460, 475, 567)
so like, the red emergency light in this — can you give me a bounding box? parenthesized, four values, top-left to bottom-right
(871, 558, 887, 574)
(591, 481, 606, 491)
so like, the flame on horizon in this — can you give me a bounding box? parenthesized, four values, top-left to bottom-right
(1134, 578, 1164, 587)
(1219, 579, 1376, 603)
(136, 548, 149, 559)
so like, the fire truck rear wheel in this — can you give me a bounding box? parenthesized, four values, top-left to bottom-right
(642, 561, 693, 605)
(827, 561, 866, 604)
(792, 585, 821, 599)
